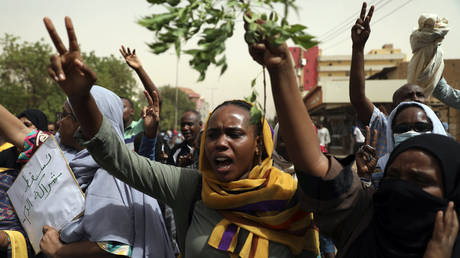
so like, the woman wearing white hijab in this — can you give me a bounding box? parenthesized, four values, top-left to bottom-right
(0, 86, 174, 257)
(377, 101, 447, 171)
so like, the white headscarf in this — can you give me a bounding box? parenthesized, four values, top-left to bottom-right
(61, 86, 174, 258)
(377, 101, 447, 171)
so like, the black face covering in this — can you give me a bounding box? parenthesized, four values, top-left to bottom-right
(345, 134, 460, 258)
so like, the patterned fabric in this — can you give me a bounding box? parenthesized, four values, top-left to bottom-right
(200, 109, 320, 258)
(124, 119, 144, 152)
(97, 241, 132, 256)
(360, 105, 388, 158)
(0, 169, 36, 257)
(17, 130, 50, 163)
(0, 169, 22, 233)
(433, 77, 460, 109)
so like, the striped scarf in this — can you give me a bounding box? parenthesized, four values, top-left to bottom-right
(200, 114, 319, 257)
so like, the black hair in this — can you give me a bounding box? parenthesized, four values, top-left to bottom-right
(182, 109, 202, 122)
(120, 97, 134, 109)
(211, 100, 262, 134)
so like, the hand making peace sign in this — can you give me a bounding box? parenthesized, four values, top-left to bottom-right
(356, 126, 378, 179)
(351, 2, 374, 49)
(44, 16, 97, 98)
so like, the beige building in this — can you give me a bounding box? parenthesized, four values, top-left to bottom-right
(369, 60, 460, 140)
(317, 44, 407, 82)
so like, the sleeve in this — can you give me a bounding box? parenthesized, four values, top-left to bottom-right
(17, 130, 50, 163)
(297, 156, 373, 251)
(77, 116, 201, 210)
(138, 135, 157, 160)
(358, 105, 388, 157)
(432, 77, 460, 109)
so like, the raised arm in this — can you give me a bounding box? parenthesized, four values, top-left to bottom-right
(119, 46, 161, 103)
(43, 16, 201, 211)
(0, 105, 32, 150)
(138, 90, 160, 160)
(349, 2, 375, 125)
(43, 17, 100, 140)
(433, 77, 460, 109)
(245, 27, 330, 177)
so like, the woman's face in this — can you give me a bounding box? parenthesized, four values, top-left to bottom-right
(57, 102, 80, 148)
(19, 117, 37, 130)
(386, 149, 443, 198)
(392, 106, 432, 134)
(205, 105, 258, 182)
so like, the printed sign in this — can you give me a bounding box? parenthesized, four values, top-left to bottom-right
(8, 135, 85, 254)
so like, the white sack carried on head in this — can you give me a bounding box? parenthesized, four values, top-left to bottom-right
(407, 14, 449, 97)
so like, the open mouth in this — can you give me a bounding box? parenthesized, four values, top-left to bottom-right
(214, 156, 233, 172)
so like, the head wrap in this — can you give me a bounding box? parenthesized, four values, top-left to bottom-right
(200, 102, 319, 257)
(377, 101, 446, 171)
(17, 109, 48, 131)
(61, 86, 174, 258)
(346, 134, 460, 258)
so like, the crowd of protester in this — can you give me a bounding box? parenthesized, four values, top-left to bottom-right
(0, 2, 459, 258)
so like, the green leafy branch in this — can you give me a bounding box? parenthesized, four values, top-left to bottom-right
(139, 0, 316, 81)
(139, 0, 317, 122)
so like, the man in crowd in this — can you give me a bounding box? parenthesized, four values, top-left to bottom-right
(121, 97, 143, 151)
(317, 121, 331, 153)
(349, 3, 460, 158)
(168, 110, 202, 168)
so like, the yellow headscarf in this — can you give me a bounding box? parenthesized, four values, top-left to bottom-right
(199, 102, 319, 258)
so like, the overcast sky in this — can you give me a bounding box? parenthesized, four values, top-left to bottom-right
(2, 0, 460, 118)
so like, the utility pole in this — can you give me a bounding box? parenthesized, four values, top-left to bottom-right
(174, 57, 179, 130)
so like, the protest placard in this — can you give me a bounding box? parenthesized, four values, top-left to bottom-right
(8, 135, 85, 254)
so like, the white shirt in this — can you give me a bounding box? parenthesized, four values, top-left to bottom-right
(317, 127, 331, 146)
(353, 127, 365, 143)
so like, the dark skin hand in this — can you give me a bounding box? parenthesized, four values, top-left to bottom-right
(142, 90, 160, 139)
(177, 152, 194, 167)
(119, 45, 161, 105)
(245, 18, 330, 177)
(424, 201, 459, 258)
(349, 2, 375, 125)
(0, 231, 10, 251)
(355, 126, 378, 179)
(44, 17, 101, 140)
(40, 226, 117, 258)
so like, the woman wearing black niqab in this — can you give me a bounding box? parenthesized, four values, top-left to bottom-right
(345, 134, 460, 258)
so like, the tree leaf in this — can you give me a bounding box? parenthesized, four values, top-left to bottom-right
(250, 106, 262, 125)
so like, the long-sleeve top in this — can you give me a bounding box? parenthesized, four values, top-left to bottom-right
(79, 116, 316, 258)
(298, 157, 374, 258)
